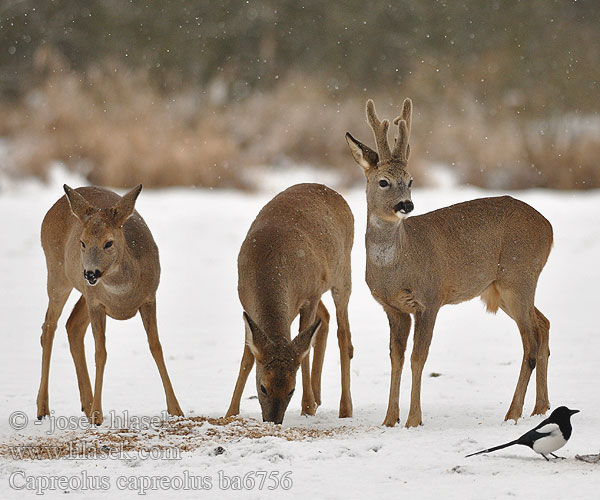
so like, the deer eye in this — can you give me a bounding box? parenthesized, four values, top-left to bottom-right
(260, 384, 268, 395)
(104, 240, 113, 249)
(288, 389, 295, 398)
(408, 179, 413, 188)
(80, 241, 86, 249)
(378, 179, 390, 188)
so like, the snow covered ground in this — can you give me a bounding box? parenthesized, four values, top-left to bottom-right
(0, 169, 599, 499)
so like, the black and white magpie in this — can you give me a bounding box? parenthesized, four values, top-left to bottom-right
(466, 406, 580, 461)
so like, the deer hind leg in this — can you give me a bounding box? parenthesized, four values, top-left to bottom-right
(299, 300, 319, 416)
(498, 286, 539, 423)
(226, 344, 255, 417)
(36, 279, 71, 419)
(332, 281, 354, 418)
(66, 295, 93, 416)
(139, 300, 184, 418)
(531, 307, 550, 416)
(382, 307, 411, 427)
(407, 308, 438, 428)
(310, 300, 330, 409)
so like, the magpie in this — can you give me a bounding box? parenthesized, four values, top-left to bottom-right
(466, 406, 580, 461)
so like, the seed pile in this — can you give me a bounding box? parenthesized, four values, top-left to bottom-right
(0, 416, 359, 460)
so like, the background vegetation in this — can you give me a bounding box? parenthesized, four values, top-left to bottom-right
(1, 0, 599, 189)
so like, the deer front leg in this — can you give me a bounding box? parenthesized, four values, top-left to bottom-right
(226, 344, 255, 417)
(88, 306, 107, 426)
(406, 309, 437, 428)
(66, 296, 93, 416)
(139, 300, 184, 417)
(300, 356, 317, 415)
(37, 284, 71, 419)
(382, 308, 411, 427)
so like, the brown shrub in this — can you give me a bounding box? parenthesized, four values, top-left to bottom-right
(5, 54, 243, 189)
(1, 52, 598, 191)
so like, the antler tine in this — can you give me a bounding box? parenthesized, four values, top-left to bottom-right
(392, 98, 412, 160)
(366, 99, 392, 162)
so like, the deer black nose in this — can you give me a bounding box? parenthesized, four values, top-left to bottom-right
(394, 200, 414, 214)
(83, 269, 102, 284)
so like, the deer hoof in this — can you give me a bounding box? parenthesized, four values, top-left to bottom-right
(36, 398, 50, 420)
(81, 403, 92, 416)
(339, 401, 353, 419)
(504, 407, 522, 423)
(301, 400, 317, 416)
(531, 402, 550, 416)
(382, 416, 399, 427)
(405, 414, 422, 428)
(89, 410, 104, 426)
(168, 404, 184, 417)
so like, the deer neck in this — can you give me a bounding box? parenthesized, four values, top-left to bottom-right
(100, 247, 140, 295)
(366, 210, 409, 267)
(245, 282, 294, 342)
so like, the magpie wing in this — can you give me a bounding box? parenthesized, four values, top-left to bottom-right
(518, 422, 560, 447)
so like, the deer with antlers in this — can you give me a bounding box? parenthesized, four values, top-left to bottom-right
(226, 183, 354, 424)
(346, 99, 553, 427)
(36, 185, 183, 425)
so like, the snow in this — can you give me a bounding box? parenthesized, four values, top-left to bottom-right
(1, 171, 599, 499)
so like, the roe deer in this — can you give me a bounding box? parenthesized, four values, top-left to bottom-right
(226, 183, 354, 424)
(346, 99, 553, 427)
(36, 185, 183, 425)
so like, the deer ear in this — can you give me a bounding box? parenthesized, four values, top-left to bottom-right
(112, 184, 142, 227)
(243, 312, 267, 361)
(345, 132, 379, 172)
(291, 318, 322, 362)
(64, 185, 95, 223)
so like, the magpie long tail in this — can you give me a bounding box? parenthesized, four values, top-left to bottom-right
(465, 439, 521, 458)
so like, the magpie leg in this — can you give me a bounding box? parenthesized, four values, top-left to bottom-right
(550, 453, 566, 460)
(541, 454, 550, 461)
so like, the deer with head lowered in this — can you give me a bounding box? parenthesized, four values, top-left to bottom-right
(226, 183, 354, 424)
(346, 99, 553, 427)
(36, 185, 183, 425)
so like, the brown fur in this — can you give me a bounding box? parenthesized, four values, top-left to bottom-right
(346, 99, 553, 427)
(36, 185, 183, 425)
(225, 183, 354, 424)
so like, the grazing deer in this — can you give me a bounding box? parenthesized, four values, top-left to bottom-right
(346, 99, 553, 427)
(226, 183, 354, 424)
(36, 185, 183, 425)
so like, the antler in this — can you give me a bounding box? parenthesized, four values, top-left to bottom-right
(392, 98, 412, 160)
(366, 99, 392, 162)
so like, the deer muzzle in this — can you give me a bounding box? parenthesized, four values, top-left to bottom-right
(262, 400, 286, 425)
(394, 200, 414, 215)
(83, 269, 102, 286)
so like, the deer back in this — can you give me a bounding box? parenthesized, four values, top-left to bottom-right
(238, 183, 354, 334)
(366, 196, 553, 311)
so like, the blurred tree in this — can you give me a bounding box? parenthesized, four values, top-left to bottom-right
(1, 0, 598, 112)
